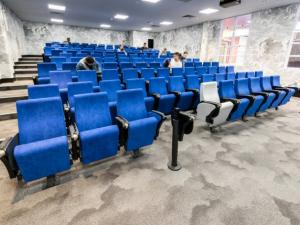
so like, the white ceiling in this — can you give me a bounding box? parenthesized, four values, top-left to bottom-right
(3, 0, 300, 32)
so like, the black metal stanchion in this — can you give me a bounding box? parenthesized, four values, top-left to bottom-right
(168, 108, 181, 171)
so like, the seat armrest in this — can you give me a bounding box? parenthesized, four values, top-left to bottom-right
(151, 110, 167, 139)
(0, 134, 19, 179)
(186, 88, 199, 94)
(264, 90, 281, 95)
(222, 98, 240, 104)
(151, 93, 161, 99)
(252, 92, 269, 98)
(32, 75, 38, 85)
(177, 111, 194, 141)
(151, 93, 161, 110)
(115, 116, 129, 146)
(69, 123, 80, 160)
(170, 91, 181, 97)
(152, 110, 167, 121)
(198, 101, 221, 124)
(199, 101, 221, 108)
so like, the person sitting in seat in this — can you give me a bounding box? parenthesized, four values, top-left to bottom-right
(160, 48, 168, 57)
(141, 42, 148, 52)
(63, 37, 71, 44)
(169, 52, 183, 68)
(181, 51, 188, 62)
(76, 56, 101, 74)
(118, 42, 127, 55)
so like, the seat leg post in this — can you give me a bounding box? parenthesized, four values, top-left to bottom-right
(46, 175, 57, 188)
(168, 109, 182, 171)
(132, 149, 141, 158)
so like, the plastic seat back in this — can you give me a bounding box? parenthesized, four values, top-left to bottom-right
(117, 89, 147, 121)
(172, 68, 183, 77)
(67, 82, 93, 108)
(136, 62, 148, 68)
(149, 62, 160, 69)
(123, 68, 138, 81)
(261, 76, 273, 91)
(202, 74, 214, 82)
(218, 66, 226, 74)
(236, 72, 246, 79)
(126, 78, 147, 97)
(28, 84, 60, 99)
(38, 63, 57, 78)
(149, 77, 168, 95)
(203, 62, 211, 67)
(157, 68, 170, 78)
(235, 78, 251, 96)
(77, 70, 98, 86)
(197, 66, 207, 75)
(184, 62, 194, 67)
(50, 70, 73, 89)
(120, 62, 134, 69)
(103, 62, 118, 69)
(141, 68, 155, 80)
(74, 93, 112, 132)
(255, 71, 263, 77)
(227, 73, 236, 80)
(200, 82, 220, 103)
(185, 67, 196, 75)
(102, 69, 119, 80)
(99, 80, 122, 102)
(168, 76, 185, 92)
(16, 97, 66, 144)
(219, 80, 236, 99)
(271, 76, 281, 87)
(249, 77, 263, 93)
(215, 73, 226, 82)
(194, 62, 202, 68)
(246, 72, 255, 78)
(211, 62, 219, 67)
(186, 75, 200, 90)
(70, 57, 82, 63)
(62, 62, 77, 71)
(226, 66, 234, 74)
(208, 66, 217, 75)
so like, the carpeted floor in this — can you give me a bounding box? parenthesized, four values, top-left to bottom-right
(1, 99, 300, 225)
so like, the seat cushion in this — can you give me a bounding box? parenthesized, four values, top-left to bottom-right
(245, 95, 264, 117)
(38, 77, 50, 84)
(126, 116, 158, 151)
(271, 90, 286, 108)
(212, 101, 234, 126)
(80, 125, 119, 164)
(228, 98, 250, 121)
(14, 136, 70, 182)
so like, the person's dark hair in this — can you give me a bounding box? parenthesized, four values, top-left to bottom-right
(85, 56, 95, 64)
(163, 59, 170, 68)
(174, 52, 181, 57)
(183, 51, 188, 54)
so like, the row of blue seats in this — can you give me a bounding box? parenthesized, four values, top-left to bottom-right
(12, 87, 165, 182)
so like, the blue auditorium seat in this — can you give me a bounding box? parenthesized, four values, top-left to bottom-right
(249, 77, 276, 111)
(194, 62, 202, 68)
(62, 62, 78, 81)
(226, 73, 236, 81)
(148, 77, 176, 114)
(28, 84, 60, 99)
(70, 57, 82, 63)
(103, 57, 116, 63)
(202, 74, 214, 82)
(120, 62, 134, 70)
(102, 69, 119, 80)
(184, 62, 194, 67)
(126, 78, 154, 111)
(141, 68, 155, 81)
(255, 71, 263, 77)
(208, 66, 217, 75)
(51, 49, 62, 56)
(157, 68, 170, 79)
(14, 97, 70, 182)
(50, 57, 67, 70)
(77, 70, 99, 92)
(226, 66, 234, 74)
(171, 68, 184, 77)
(185, 75, 200, 109)
(136, 62, 148, 72)
(49, 70, 73, 103)
(74, 93, 119, 164)
(196, 67, 207, 76)
(219, 80, 250, 121)
(103, 62, 118, 69)
(99, 79, 122, 120)
(116, 89, 162, 152)
(260, 76, 286, 108)
(235, 78, 264, 116)
(211, 62, 219, 67)
(246, 72, 255, 78)
(149, 62, 161, 70)
(122, 68, 139, 82)
(214, 73, 226, 83)
(168, 76, 194, 111)
(271, 75, 295, 105)
(218, 66, 226, 74)
(67, 82, 93, 122)
(236, 72, 246, 79)
(37, 63, 57, 84)
(184, 67, 196, 76)
(203, 62, 211, 67)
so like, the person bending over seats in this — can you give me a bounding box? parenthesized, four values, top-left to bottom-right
(169, 52, 183, 69)
(76, 56, 101, 74)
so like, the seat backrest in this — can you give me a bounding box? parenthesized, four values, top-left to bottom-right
(249, 77, 262, 93)
(103, 62, 118, 69)
(62, 62, 77, 71)
(77, 70, 98, 86)
(202, 74, 214, 82)
(16, 97, 66, 144)
(208, 66, 217, 74)
(185, 67, 196, 75)
(67, 82, 93, 108)
(123, 68, 138, 81)
(219, 80, 236, 99)
(172, 68, 183, 76)
(103, 57, 116, 62)
(50, 57, 67, 69)
(126, 78, 147, 97)
(70, 57, 82, 63)
(120, 62, 134, 69)
(211, 62, 219, 67)
(185, 75, 200, 90)
(184, 62, 194, 67)
(157, 68, 170, 78)
(218, 66, 226, 74)
(168, 76, 185, 92)
(136, 62, 148, 68)
(149, 62, 160, 69)
(197, 66, 207, 75)
(149, 77, 168, 95)
(260, 76, 273, 91)
(203, 62, 211, 67)
(193, 58, 200, 63)
(50, 70, 73, 89)
(117, 89, 147, 121)
(74, 93, 112, 132)
(236, 72, 246, 79)
(102, 69, 119, 80)
(28, 84, 60, 99)
(99, 79, 122, 102)
(255, 71, 263, 78)
(226, 73, 236, 81)
(141, 68, 155, 80)
(194, 62, 202, 68)
(271, 75, 280, 87)
(235, 78, 251, 96)
(200, 82, 220, 103)
(214, 73, 226, 82)
(51, 49, 62, 56)
(226, 66, 234, 74)
(246, 72, 255, 78)
(37, 63, 57, 77)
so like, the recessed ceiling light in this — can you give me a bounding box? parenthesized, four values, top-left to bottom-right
(142, 27, 152, 31)
(114, 14, 129, 20)
(141, 0, 161, 3)
(199, 8, 219, 14)
(51, 18, 63, 23)
(160, 21, 173, 26)
(48, 4, 66, 11)
(100, 24, 111, 28)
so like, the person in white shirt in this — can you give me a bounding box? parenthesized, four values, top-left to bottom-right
(169, 52, 183, 68)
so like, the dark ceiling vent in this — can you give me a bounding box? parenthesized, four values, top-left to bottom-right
(177, 0, 192, 2)
(182, 14, 195, 18)
(151, 24, 160, 28)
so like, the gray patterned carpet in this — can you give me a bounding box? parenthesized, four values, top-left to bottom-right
(1, 99, 300, 225)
